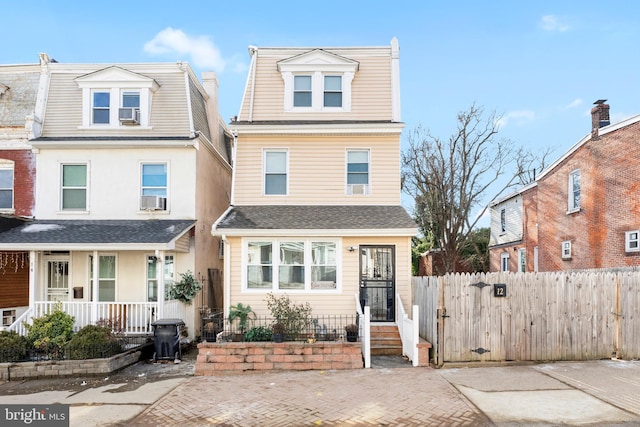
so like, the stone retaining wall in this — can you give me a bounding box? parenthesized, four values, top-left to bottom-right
(0, 347, 145, 381)
(195, 341, 364, 375)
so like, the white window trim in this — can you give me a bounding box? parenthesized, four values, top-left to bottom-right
(625, 230, 640, 253)
(241, 238, 342, 293)
(76, 68, 158, 130)
(89, 253, 117, 302)
(500, 252, 509, 272)
(567, 169, 580, 214)
(345, 149, 370, 196)
(139, 161, 170, 213)
(518, 248, 526, 272)
(562, 240, 572, 259)
(59, 162, 90, 213)
(0, 159, 15, 213)
(263, 149, 289, 196)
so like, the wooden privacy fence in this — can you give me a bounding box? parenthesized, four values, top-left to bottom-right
(413, 271, 640, 365)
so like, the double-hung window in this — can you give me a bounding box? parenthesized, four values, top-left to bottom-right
(89, 255, 116, 301)
(246, 239, 338, 291)
(500, 208, 506, 233)
(147, 255, 174, 302)
(562, 241, 572, 259)
(92, 91, 110, 124)
(61, 164, 87, 210)
(293, 76, 312, 107)
(323, 76, 342, 107)
(0, 160, 14, 210)
(568, 169, 580, 212)
(264, 150, 287, 195)
(141, 163, 167, 197)
(518, 248, 526, 272)
(500, 253, 509, 272)
(626, 231, 640, 253)
(347, 150, 369, 195)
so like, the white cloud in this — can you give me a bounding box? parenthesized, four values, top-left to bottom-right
(564, 99, 582, 110)
(144, 27, 244, 73)
(540, 15, 570, 32)
(496, 110, 536, 129)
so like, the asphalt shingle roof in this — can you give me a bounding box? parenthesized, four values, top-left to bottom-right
(216, 205, 416, 230)
(0, 219, 195, 245)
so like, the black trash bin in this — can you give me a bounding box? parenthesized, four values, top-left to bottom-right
(151, 318, 185, 362)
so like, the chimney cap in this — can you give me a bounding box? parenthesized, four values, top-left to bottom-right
(594, 99, 607, 105)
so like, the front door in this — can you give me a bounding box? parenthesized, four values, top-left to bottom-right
(46, 259, 70, 301)
(359, 245, 395, 321)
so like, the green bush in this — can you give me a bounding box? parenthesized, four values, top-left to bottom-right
(166, 270, 202, 304)
(0, 331, 29, 362)
(67, 324, 122, 360)
(243, 326, 272, 342)
(265, 293, 313, 340)
(24, 304, 75, 360)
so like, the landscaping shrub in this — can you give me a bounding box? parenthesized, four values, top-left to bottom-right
(244, 326, 272, 342)
(0, 330, 29, 362)
(265, 293, 313, 340)
(24, 304, 75, 360)
(67, 324, 123, 360)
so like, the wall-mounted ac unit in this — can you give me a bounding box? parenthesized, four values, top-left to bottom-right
(347, 184, 368, 195)
(141, 195, 166, 210)
(119, 108, 140, 124)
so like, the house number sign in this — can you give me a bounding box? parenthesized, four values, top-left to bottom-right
(494, 283, 506, 297)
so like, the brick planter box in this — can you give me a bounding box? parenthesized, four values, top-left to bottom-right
(195, 341, 364, 375)
(0, 344, 150, 381)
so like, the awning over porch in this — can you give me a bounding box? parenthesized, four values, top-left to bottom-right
(212, 205, 417, 236)
(0, 219, 196, 251)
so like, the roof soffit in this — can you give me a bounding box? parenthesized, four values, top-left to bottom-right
(75, 66, 160, 91)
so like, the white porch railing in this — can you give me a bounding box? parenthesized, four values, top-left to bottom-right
(29, 301, 160, 335)
(397, 293, 420, 367)
(6, 308, 32, 336)
(355, 294, 371, 368)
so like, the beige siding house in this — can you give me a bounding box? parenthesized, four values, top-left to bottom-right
(0, 56, 232, 339)
(212, 39, 417, 327)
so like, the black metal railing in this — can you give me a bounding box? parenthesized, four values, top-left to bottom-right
(0, 335, 151, 363)
(210, 314, 360, 343)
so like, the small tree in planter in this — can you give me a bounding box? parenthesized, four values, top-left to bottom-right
(265, 293, 313, 341)
(228, 303, 256, 338)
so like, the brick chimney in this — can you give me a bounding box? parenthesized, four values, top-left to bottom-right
(591, 99, 610, 139)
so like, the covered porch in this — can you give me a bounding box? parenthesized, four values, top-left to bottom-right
(0, 219, 197, 336)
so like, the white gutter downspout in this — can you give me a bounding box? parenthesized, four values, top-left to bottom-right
(247, 46, 258, 123)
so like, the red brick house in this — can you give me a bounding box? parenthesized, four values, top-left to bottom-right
(489, 100, 640, 272)
(0, 57, 43, 325)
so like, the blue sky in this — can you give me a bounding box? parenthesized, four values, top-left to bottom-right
(2, 0, 640, 224)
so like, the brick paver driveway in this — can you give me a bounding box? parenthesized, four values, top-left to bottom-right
(125, 367, 489, 426)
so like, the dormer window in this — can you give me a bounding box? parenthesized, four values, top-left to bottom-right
(278, 49, 358, 113)
(293, 76, 312, 107)
(76, 67, 159, 129)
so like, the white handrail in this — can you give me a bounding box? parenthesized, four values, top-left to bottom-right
(6, 308, 32, 336)
(355, 293, 371, 368)
(396, 293, 420, 366)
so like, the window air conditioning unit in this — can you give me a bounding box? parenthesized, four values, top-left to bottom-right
(141, 195, 166, 210)
(348, 184, 368, 195)
(119, 108, 140, 124)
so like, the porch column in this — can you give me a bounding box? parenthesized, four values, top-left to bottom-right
(157, 250, 165, 319)
(91, 250, 99, 323)
(28, 251, 37, 312)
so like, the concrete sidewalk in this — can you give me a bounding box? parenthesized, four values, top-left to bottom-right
(2, 356, 640, 426)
